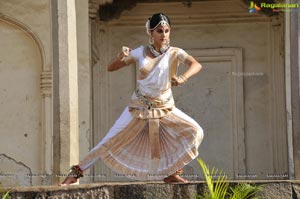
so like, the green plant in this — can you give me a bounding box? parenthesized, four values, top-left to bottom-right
(1, 191, 11, 199)
(196, 158, 263, 199)
(229, 183, 263, 199)
(0, 183, 11, 199)
(196, 158, 228, 199)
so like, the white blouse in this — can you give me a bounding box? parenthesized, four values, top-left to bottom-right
(130, 45, 189, 98)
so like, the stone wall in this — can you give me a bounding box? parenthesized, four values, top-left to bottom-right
(1, 181, 300, 199)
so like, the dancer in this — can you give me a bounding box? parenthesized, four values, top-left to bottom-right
(60, 13, 204, 185)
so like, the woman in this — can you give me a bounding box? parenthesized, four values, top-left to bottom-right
(61, 13, 204, 185)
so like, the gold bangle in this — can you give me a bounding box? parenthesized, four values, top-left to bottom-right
(178, 75, 188, 82)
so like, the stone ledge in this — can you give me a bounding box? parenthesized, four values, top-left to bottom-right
(1, 180, 300, 199)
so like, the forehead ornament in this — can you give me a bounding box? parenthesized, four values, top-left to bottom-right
(160, 20, 168, 27)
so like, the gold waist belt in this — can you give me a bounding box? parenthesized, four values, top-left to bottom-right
(135, 89, 170, 110)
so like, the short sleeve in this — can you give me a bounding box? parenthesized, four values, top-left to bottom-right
(129, 45, 144, 61)
(177, 48, 189, 64)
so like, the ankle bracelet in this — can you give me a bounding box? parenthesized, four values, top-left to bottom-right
(68, 165, 84, 179)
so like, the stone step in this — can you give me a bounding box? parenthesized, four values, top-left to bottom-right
(1, 180, 300, 199)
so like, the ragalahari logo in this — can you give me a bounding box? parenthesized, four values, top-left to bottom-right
(249, 1, 261, 13)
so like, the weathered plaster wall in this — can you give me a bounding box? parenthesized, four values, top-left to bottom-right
(0, 17, 43, 186)
(0, 0, 51, 70)
(0, 0, 51, 186)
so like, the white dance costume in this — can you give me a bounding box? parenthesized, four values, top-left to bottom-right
(79, 46, 204, 180)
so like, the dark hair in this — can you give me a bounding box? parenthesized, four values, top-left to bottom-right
(149, 13, 171, 30)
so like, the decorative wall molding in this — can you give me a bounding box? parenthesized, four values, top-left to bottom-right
(284, 1, 295, 180)
(40, 71, 52, 96)
(89, 0, 272, 25)
(269, 15, 288, 175)
(91, 21, 113, 181)
(89, 2, 99, 19)
(0, 14, 46, 71)
(105, 1, 271, 26)
(89, 0, 114, 19)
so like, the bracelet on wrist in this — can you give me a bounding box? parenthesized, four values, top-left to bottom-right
(178, 75, 188, 83)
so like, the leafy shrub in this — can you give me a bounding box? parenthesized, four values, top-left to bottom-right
(196, 158, 263, 199)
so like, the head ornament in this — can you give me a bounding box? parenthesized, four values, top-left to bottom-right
(145, 13, 171, 35)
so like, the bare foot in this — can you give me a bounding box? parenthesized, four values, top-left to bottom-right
(163, 174, 188, 183)
(59, 176, 78, 186)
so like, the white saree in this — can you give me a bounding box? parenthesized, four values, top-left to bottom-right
(79, 46, 204, 180)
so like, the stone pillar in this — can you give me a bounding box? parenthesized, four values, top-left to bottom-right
(290, 2, 300, 179)
(51, 0, 79, 184)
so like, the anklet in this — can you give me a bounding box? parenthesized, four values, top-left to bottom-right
(68, 165, 83, 179)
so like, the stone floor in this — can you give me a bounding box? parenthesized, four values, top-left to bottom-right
(1, 180, 300, 199)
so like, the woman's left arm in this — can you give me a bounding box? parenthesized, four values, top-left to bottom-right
(171, 56, 202, 86)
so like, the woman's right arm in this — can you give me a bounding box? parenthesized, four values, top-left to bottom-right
(107, 49, 135, 71)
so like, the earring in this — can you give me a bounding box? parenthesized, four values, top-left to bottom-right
(149, 36, 154, 45)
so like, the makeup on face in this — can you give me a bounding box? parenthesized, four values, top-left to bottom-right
(151, 26, 170, 47)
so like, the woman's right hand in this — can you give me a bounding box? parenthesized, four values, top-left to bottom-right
(117, 46, 131, 61)
(171, 76, 184, 87)
(108, 46, 133, 71)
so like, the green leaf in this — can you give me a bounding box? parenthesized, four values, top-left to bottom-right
(197, 159, 215, 198)
(197, 158, 230, 199)
(229, 183, 263, 199)
(2, 190, 11, 199)
(214, 172, 229, 199)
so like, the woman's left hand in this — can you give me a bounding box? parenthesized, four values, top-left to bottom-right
(171, 76, 185, 87)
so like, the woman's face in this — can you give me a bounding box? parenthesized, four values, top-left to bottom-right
(151, 25, 170, 47)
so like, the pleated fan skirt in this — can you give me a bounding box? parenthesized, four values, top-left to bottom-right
(79, 107, 204, 180)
